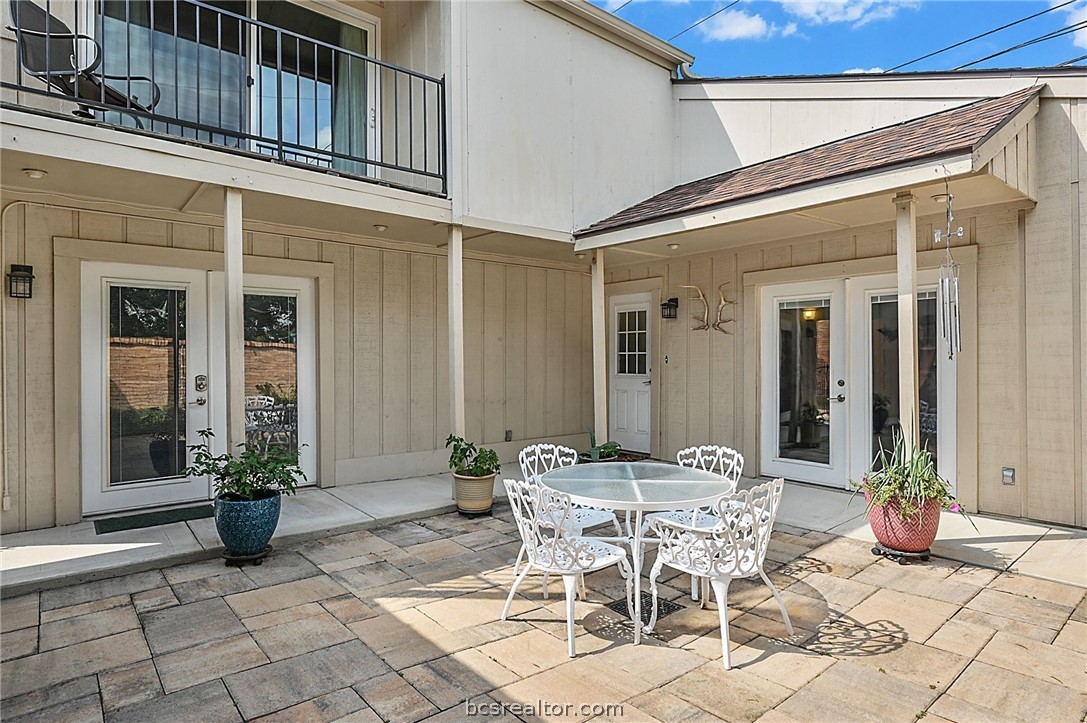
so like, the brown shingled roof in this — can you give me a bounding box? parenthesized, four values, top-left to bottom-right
(577, 85, 1042, 238)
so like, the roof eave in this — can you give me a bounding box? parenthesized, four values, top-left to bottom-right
(573, 154, 976, 251)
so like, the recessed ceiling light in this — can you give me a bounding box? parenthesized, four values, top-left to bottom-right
(667, 243, 680, 250)
(575, 253, 586, 259)
(931, 193, 950, 203)
(22, 168, 47, 180)
(373, 224, 388, 233)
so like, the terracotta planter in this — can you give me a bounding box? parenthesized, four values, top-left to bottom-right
(452, 472, 496, 515)
(865, 490, 941, 553)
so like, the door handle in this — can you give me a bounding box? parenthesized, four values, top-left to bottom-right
(831, 394, 846, 403)
(189, 397, 207, 407)
(643, 380, 652, 385)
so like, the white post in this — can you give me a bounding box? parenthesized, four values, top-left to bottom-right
(592, 249, 608, 439)
(447, 225, 466, 438)
(894, 191, 919, 450)
(224, 187, 245, 453)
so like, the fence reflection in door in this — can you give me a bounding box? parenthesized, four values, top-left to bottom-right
(778, 299, 831, 465)
(243, 293, 298, 452)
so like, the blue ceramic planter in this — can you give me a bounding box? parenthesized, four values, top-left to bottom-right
(215, 493, 281, 556)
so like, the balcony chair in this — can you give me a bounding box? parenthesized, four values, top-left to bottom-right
(645, 478, 793, 669)
(514, 444, 623, 599)
(501, 477, 633, 657)
(8, 0, 160, 127)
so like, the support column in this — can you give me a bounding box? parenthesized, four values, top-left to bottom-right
(447, 225, 466, 438)
(224, 187, 245, 453)
(894, 191, 919, 449)
(592, 249, 608, 439)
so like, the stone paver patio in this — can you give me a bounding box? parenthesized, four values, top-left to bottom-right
(2, 507, 1085, 722)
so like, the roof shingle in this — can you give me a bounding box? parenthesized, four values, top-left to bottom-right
(577, 85, 1042, 238)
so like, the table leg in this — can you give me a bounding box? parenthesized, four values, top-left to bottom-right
(632, 509, 644, 645)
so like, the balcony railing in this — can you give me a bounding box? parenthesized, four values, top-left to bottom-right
(3, 0, 446, 196)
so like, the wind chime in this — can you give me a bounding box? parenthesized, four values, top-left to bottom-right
(934, 174, 962, 360)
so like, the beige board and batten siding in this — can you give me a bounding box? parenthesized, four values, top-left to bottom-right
(0, 201, 592, 533)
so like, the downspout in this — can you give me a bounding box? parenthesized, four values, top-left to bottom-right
(678, 62, 706, 80)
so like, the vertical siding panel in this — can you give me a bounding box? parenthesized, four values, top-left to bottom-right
(287, 237, 321, 262)
(170, 223, 213, 251)
(463, 261, 484, 444)
(323, 243, 354, 462)
(545, 269, 565, 436)
(435, 253, 450, 446)
(1, 205, 26, 531)
(525, 268, 547, 439)
(734, 248, 763, 466)
(563, 271, 582, 435)
(664, 261, 689, 459)
(821, 235, 854, 263)
(353, 247, 382, 459)
(381, 252, 410, 455)
(124, 217, 169, 246)
(482, 263, 505, 444)
(687, 257, 712, 447)
(505, 266, 528, 442)
(409, 255, 436, 452)
(75, 211, 125, 243)
(251, 233, 286, 258)
(710, 253, 737, 448)
(581, 273, 593, 439)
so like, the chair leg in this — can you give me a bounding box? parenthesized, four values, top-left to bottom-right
(758, 567, 794, 635)
(502, 564, 532, 621)
(709, 577, 732, 670)
(691, 574, 699, 602)
(542, 572, 550, 600)
(644, 556, 666, 633)
(511, 543, 526, 579)
(578, 573, 587, 601)
(562, 574, 579, 658)
(612, 515, 623, 538)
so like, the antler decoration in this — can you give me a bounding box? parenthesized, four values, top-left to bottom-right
(712, 283, 734, 334)
(680, 285, 710, 331)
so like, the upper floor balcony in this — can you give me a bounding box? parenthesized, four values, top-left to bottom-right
(2, 0, 446, 196)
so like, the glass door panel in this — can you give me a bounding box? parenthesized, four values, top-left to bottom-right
(777, 299, 832, 464)
(243, 292, 298, 452)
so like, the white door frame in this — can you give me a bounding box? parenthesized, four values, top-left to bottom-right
(208, 273, 318, 484)
(608, 292, 653, 453)
(80, 262, 213, 515)
(847, 271, 957, 490)
(759, 280, 849, 487)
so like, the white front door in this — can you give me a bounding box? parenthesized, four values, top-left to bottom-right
(609, 293, 652, 453)
(759, 275, 957, 490)
(81, 263, 212, 514)
(81, 263, 318, 516)
(760, 281, 849, 487)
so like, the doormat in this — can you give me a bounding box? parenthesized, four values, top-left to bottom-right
(94, 505, 214, 535)
(616, 451, 650, 462)
(606, 591, 683, 626)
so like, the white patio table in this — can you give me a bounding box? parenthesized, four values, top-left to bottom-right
(538, 461, 731, 644)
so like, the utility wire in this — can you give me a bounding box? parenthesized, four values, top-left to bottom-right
(1058, 52, 1087, 65)
(884, 0, 1079, 73)
(955, 19, 1087, 69)
(668, 0, 740, 42)
(610, 0, 633, 14)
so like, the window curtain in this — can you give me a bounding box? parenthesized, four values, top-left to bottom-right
(332, 25, 368, 176)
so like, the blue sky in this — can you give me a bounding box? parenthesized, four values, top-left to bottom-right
(589, 1, 1087, 77)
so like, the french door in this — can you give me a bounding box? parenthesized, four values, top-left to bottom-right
(81, 262, 316, 515)
(760, 275, 956, 490)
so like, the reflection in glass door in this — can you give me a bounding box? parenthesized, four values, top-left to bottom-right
(244, 293, 299, 453)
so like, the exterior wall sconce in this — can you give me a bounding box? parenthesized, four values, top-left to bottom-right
(801, 307, 818, 321)
(7, 265, 34, 299)
(661, 297, 679, 319)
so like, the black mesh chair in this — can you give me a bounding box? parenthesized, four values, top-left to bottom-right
(7, 0, 160, 126)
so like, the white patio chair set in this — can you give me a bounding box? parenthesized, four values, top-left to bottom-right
(500, 443, 793, 668)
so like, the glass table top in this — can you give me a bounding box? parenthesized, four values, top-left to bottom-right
(539, 461, 731, 511)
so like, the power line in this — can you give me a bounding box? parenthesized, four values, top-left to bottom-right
(1057, 52, 1087, 65)
(668, 0, 740, 42)
(955, 19, 1087, 69)
(611, 0, 633, 14)
(884, 0, 1079, 73)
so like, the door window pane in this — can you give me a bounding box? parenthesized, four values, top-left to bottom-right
(777, 300, 831, 464)
(870, 292, 939, 466)
(244, 293, 298, 452)
(108, 285, 187, 485)
(616, 310, 647, 377)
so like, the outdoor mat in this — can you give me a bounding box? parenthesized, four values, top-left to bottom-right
(94, 505, 214, 534)
(607, 591, 683, 626)
(616, 451, 650, 462)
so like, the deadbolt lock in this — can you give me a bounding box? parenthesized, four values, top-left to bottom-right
(194, 374, 208, 393)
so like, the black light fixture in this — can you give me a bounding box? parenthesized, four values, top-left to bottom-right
(7, 265, 34, 299)
(661, 297, 679, 319)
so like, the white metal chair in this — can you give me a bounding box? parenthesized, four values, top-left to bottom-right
(646, 478, 792, 669)
(501, 478, 634, 657)
(514, 444, 622, 598)
(644, 445, 744, 600)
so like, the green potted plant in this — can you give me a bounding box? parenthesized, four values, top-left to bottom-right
(184, 429, 303, 561)
(799, 402, 821, 447)
(446, 434, 501, 515)
(579, 428, 621, 463)
(852, 431, 974, 559)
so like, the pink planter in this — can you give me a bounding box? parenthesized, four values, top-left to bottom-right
(865, 490, 941, 553)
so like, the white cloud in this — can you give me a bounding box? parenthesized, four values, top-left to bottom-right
(777, 0, 920, 28)
(699, 9, 793, 41)
(1055, 0, 1087, 50)
(843, 66, 885, 73)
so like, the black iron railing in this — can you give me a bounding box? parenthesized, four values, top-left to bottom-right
(3, 0, 446, 196)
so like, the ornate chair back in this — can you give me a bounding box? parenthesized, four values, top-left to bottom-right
(503, 478, 599, 573)
(676, 445, 743, 490)
(518, 443, 578, 482)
